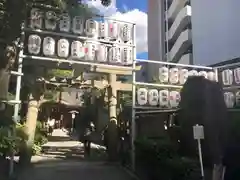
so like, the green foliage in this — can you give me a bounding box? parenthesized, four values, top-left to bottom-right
(0, 120, 48, 157)
(33, 121, 48, 154)
(0, 123, 27, 157)
(135, 136, 201, 180)
(47, 69, 73, 79)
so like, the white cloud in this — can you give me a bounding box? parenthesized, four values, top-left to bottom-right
(85, 0, 148, 53)
(110, 10, 148, 53)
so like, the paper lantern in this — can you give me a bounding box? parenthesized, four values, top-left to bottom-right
(71, 41, 84, 59)
(45, 11, 57, 30)
(72, 16, 84, 34)
(108, 46, 122, 64)
(137, 88, 148, 105)
(122, 47, 132, 65)
(43, 37, 55, 56)
(169, 68, 179, 84)
(84, 41, 98, 61)
(188, 70, 199, 77)
(57, 39, 69, 58)
(159, 90, 169, 108)
(28, 34, 41, 55)
(121, 23, 132, 42)
(96, 44, 108, 63)
(108, 21, 119, 40)
(179, 69, 188, 85)
(159, 67, 169, 83)
(221, 69, 233, 85)
(169, 91, 181, 108)
(199, 71, 208, 79)
(29, 8, 43, 29)
(148, 89, 159, 106)
(99, 22, 108, 39)
(85, 19, 98, 38)
(59, 13, 71, 32)
(234, 68, 240, 84)
(224, 92, 235, 108)
(207, 71, 216, 81)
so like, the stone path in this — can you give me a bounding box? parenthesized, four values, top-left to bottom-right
(21, 129, 137, 180)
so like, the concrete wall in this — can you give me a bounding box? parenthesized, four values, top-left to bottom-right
(191, 0, 240, 65)
(147, 0, 165, 81)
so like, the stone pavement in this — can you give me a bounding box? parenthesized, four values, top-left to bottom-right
(20, 129, 137, 180)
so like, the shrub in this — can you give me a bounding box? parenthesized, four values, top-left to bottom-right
(0, 123, 27, 157)
(135, 136, 201, 180)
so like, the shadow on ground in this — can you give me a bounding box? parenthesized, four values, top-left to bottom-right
(47, 135, 72, 142)
(40, 145, 108, 162)
(21, 158, 136, 180)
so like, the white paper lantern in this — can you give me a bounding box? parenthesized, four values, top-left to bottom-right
(199, 71, 208, 79)
(159, 90, 169, 108)
(84, 41, 98, 61)
(224, 92, 235, 108)
(188, 70, 199, 77)
(122, 47, 132, 65)
(45, 11, 57, 30)
(148, 89, 159, 106)
(96, 44, 107, 63)
(235, 91, 240, 107)
(108, 21, 119, 40)
(43, 37, 55, 56)
(59, 13, 71, 32)
(85, 19, 98, 38)
(72, 16, 84, 34)
(179, 69, 188, 85)
(159, 67, 169, 83)
(57, 39, 69, 58)
(28, 34, 41, 55)
(71, 41, 84, 59)
(169, 68, 179, 84)
(234, 68, 240, 84)
(169, 91, 181, 108)
(30, 8, 43, 29)
(121, 23, 132, 42)
(207, 71, 216, 81)
(99, 22, 108, 39)
(108, 46, 122, 64)
(137, 88, 148, 105)
(221, 69, 233, 85)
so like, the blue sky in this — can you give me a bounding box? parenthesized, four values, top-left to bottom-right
(116, 0, 147, 13)
(86, 0, 148, 59)
(116, 0, 148, 60)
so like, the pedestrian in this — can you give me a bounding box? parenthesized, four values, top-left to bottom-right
(47, 118, 55, 135)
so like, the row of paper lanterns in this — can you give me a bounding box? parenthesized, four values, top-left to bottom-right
(136, 88, 240, 109)
(159, 67, 216, 85)
(137, 88, 180, 108)
(224, 91, 240, 108)
(30, 8, 133, 42)
(27, 34, 133, 65)
(221, 69, 240, 86)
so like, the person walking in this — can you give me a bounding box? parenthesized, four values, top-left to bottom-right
(47, 118, 55, 135)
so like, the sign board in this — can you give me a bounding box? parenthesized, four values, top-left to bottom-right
(193, 124, 204, 140)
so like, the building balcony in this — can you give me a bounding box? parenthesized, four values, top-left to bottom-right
(178, 53, 193, 64)
(167, 0, 188, 21)
(167, 5, 191, 43)
(167, 29, 192, 63)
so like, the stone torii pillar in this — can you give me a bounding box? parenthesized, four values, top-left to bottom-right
(88, 65, 141, 161)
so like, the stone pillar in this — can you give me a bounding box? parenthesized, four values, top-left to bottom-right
(107, 74, 118, 161)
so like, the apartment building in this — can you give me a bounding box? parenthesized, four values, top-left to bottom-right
(166, 0, 192, 64)
(147, 0, 240, 81)
(147, 0, 192, 81)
